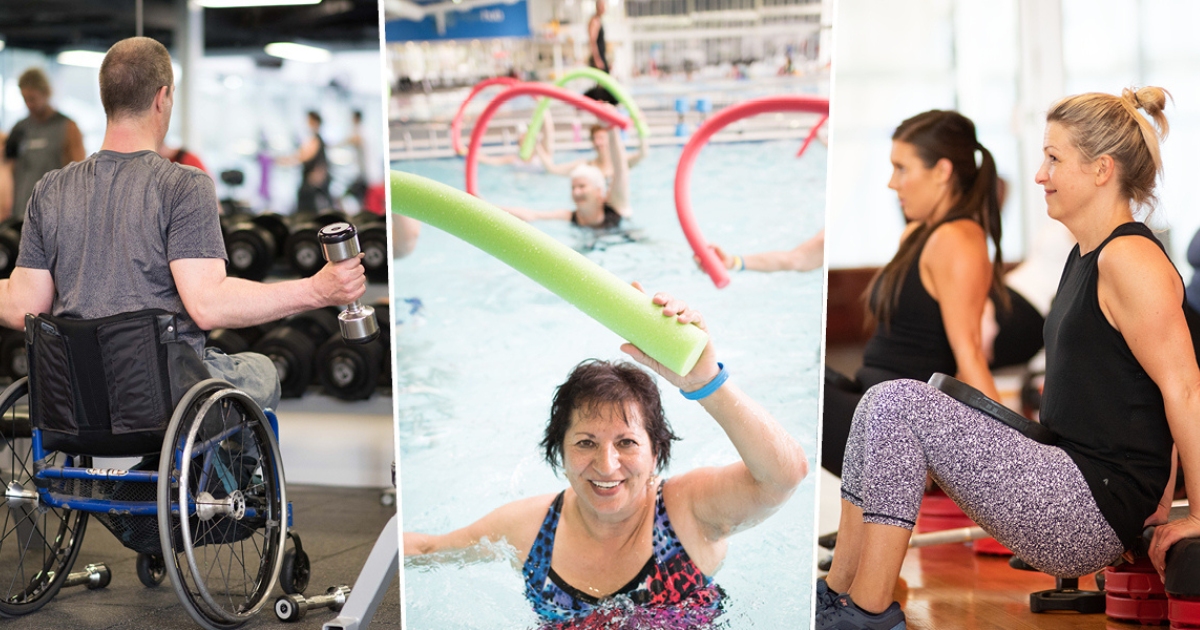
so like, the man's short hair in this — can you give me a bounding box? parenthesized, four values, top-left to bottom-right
(18, 68, 51, 95)
(99, 37, 173, 120)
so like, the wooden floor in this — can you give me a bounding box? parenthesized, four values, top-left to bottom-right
(896, 544, 1137, 630)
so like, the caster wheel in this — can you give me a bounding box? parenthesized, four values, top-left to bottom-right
(136, 553, 165, 587)
(280, 546, 311, 595)
(275, 594, 305, 622)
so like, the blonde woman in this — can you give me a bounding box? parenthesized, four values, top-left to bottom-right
(820, 88, 1193, 630)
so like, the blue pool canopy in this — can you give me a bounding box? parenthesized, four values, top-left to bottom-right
(386, 0, 531, 41)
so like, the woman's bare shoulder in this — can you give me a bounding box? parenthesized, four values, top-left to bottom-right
(924, 219, 988, 263)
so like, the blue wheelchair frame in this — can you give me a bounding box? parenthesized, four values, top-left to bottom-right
(27, 409, 288, 525)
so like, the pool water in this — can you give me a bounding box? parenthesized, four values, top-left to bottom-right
(392, 139, 825, 629)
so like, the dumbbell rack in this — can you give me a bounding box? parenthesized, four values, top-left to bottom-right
(221, 210, 390, 284)
(265, 283, 395, 488)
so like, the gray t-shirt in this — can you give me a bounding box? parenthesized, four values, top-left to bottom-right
(5, 111, 72, 220)
(16, 150, 226, 356)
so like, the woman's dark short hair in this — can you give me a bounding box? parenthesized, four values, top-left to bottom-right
(541, 360, 678, 473)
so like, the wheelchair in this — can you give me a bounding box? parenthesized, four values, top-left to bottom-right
(0, 309, 308, 629)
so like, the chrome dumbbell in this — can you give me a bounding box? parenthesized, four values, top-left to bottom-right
(274, 585, 351, 622)
(317, 222, 379, 343)
(62, 563, 112, 590)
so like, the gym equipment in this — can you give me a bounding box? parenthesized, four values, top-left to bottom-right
(62, 563, 112, 590)
(675, 95, 829, 288)
(0, 310, 308, 628)
(0, 218, 20, 279)
(275, 586, 351, 622)
(1026, 575, 1105, 613)
(315, 335, 382, 401)
(465, 82, 632, 198)
(223, 219, 277, 281)
(929, 373, 1057, 444)
(354, 214, 389, 284)
(391, 170, 708, 376)
(314, 211, 350, 227)
(314, 301, 390, 401)
(908, 525, 990, 548)
(1167, 536, 1200, 628)
(218, 169, 252, 216)
(206, 324, 273, 356)
(285, 221, 327, 277)
(451, 76, 520, 156)
(518, 67, 649, 162)
(375, 303, 392, 388)
(0, 326, 27, 379)
(1104, 557, 1167, 624)
(252, 308, 341, 398)
(322, 515, 397, 630)
(318, 222, 380, 343)
(251, 213, 291, 260)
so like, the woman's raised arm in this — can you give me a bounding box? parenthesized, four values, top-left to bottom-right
(620, 288, 808, 541)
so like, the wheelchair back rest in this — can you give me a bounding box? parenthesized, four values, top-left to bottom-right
(25, 309, 209, 456)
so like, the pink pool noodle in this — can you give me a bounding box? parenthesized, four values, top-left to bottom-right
(796, 113, 829, 158)
(451, 77, 520, 156)
(675, 95, 830, 288)
(466, 83, 631, 197)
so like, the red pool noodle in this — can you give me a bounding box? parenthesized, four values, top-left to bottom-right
(451, 77, 520, 156)
(675, 95, 830, 288)
(796, 113, 829, 158)
(466, 83, 632, 197)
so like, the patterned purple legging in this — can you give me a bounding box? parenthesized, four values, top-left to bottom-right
(840, 379, 1124, 577)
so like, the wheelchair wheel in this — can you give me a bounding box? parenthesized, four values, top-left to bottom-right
(0, 378, 89, 617)
(157, 380, 286, 629)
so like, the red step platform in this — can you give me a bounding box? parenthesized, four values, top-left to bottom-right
(915, 489, 1012, 556)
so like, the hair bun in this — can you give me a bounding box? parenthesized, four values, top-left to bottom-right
(1124, 86, 1168, 115)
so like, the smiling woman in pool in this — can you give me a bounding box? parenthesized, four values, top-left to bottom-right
(402, 291, 808, 625)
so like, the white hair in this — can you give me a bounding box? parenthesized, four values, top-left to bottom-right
(569, 164, 607, 194)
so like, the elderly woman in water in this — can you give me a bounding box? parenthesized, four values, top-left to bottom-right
(404, 290, 808, 625)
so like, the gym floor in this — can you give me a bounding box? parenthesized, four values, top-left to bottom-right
(3, 484, 401, 630)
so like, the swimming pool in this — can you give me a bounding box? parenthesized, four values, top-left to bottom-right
(392, 138, 825, 628)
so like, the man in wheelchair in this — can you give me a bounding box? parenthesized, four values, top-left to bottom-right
(0, 37, 364, 628)
(0, 36, 366, 412)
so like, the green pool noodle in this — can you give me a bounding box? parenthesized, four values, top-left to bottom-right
(390, 170, 707, 376)
(518, 67, 650, 161)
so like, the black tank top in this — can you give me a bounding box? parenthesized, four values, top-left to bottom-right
(572, 203, 621, 230)
(590, 21, 608, 71)
(301, 134, 329, 190)
(1042, 222, 1173, 548)
(861, 228, 958, 382)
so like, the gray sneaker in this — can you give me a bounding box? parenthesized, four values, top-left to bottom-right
(816, 594, 906, 630)
(816, 578, 840, 616)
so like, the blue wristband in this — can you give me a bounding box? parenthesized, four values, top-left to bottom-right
(680, 363, 728, 400)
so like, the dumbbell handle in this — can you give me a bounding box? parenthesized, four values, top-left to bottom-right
(310, 585, 352, 612)
(277, 586, 352, 621)
(62, 563, 110, 589)
(318, 223, 379, 343)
